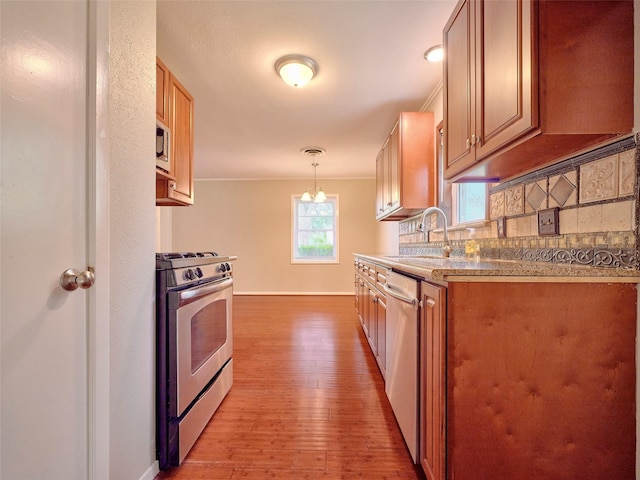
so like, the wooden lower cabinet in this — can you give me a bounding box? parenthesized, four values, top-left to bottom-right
(374, 293, 386, 375)
(419, 281, 446, 480)
(354, 260, 387, 378)
(421, 280, 636, 480)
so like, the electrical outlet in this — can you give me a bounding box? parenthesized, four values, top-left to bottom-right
(538, 208, 560, 236)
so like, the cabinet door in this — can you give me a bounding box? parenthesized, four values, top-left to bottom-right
(444, 0, 535, 179)
(388, 121, 400, 211)
(169, 75, 195, 205)
(420, 282, 446, 480)
(357, 276, 366, 328)
(443, 0, 474, 175)
(375, 147, 386, 217)
(474, 0, 535, 161)
(375, 294, 386, 378)
(367, 287, 377, 350)
(156, 57, 170, 124)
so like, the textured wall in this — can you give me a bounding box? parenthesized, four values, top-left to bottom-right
(171, 179, 378, 294)
(109, 1, 157, 479)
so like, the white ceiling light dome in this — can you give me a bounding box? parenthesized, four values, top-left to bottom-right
(424, 44, 444, 63)
(275, 54, 318, 87)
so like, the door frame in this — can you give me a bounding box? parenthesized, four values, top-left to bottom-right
(87, 1, 110, 478)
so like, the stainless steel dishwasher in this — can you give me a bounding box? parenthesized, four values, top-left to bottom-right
(383, 270, 420, 463)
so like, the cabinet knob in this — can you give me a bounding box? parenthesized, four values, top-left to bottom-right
(466, 138, 470, 148)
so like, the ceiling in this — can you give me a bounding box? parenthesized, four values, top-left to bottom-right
(157, 0, 457, 180)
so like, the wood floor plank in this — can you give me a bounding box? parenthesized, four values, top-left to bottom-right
(155, 295, 423, 480)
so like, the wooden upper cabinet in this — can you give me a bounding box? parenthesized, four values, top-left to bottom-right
(442, 0, 474, 175)
(168, 74, 195, 205)
(443, 0, 634, 182)
(156, 57, 195, 206)
(375, 143, 388, 217)
(376, 112, 436, 221)
(156, 57, 170, 125)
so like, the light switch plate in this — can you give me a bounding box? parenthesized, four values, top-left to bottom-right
(538, 207, 560, 236)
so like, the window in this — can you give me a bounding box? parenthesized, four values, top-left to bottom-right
(291, 195, 339, 263)
(436, 124, 490, 226)
(453, 183, 488, 224)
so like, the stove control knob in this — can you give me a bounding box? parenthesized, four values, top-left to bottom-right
(218, 263, 227, 273)
(225, 263, 231, 271)
(183, 269, 194, 281)
(194, 268, 203, 278)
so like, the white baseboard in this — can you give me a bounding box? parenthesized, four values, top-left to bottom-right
(138, 461, 159, 480)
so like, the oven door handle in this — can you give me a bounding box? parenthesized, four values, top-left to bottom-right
(177, 277, 233, 305)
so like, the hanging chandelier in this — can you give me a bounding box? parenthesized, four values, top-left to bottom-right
(300, 147, 326, 202)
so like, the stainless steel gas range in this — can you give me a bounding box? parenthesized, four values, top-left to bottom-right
(155, 252, 236, 470)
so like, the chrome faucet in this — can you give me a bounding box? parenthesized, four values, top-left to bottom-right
(418, 207, 452, 258)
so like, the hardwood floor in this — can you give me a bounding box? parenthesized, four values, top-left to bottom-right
(156, 295, 423, 480)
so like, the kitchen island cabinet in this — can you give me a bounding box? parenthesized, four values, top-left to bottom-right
(354, 254, 638, 480)
(443, 0, 634, 182)
(156, 57, 195, 206)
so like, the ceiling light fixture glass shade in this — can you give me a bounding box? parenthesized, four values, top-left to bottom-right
(275, 54, 318, 87)
(314, 188, 327, 203)
(301, 162, 326, 203)
(424, 44, 444, 63)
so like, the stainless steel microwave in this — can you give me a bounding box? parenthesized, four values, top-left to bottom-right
(156, 121, 171, 172)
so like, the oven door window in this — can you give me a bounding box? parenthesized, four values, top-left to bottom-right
(191, 299, 227, 373)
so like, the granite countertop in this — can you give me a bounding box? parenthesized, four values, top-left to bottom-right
(354, 253, 640, 283)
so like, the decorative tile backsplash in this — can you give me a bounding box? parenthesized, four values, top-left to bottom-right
(549, 174, 576, 207)
(526, 181, 546, 212)
(504, 184, 525, 216)
(579, 155, 619, 203)
(489, 191, 505, 219)
(399, 134, 639, 270)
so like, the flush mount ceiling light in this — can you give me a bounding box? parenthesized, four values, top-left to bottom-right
(424, 44, 444, 63)
(275, 54, 318, 87)
(300, 147, 327, 202)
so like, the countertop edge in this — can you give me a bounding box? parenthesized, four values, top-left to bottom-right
(354, 253, 640, 283)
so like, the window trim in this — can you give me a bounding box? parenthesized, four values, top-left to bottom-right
(436, 121, 491, 228)
(291, 194, 339, 264)
(450, 182, 491, 227)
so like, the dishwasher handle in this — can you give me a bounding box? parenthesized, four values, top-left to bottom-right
(383, 282, 418, 307)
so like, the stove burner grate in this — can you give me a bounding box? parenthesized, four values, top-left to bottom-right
(156, 251, 218, 261)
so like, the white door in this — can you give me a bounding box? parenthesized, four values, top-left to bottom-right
(0, 1, 108, 478)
